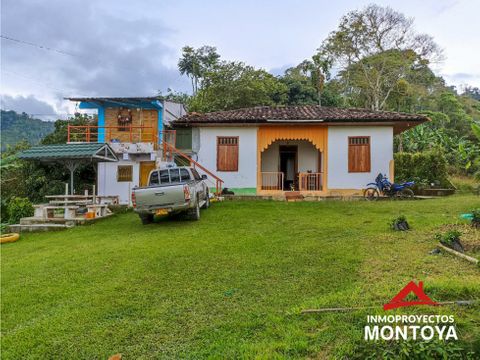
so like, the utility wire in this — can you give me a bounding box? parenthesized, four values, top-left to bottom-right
(1, 35, 88, 59)
(1, 34, 188, 93)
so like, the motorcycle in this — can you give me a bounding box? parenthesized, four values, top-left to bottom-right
(364, 173, 415, 201)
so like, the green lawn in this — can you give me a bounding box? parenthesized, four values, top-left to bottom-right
(1, 196, 479, 359)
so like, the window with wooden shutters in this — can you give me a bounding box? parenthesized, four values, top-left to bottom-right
(117, 165, 133, 182)
(348, 137, 371, 172)
(217, 136, 239, 171)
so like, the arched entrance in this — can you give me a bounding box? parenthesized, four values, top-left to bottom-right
(257, 126, 327, 194)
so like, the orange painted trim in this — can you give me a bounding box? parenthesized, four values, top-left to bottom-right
(389, 159, 395, 182)
(257, 125, 329, 193)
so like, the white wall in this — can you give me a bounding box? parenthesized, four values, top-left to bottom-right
(327, 126, 393, 189)
(97, 154, 152, 204)
(261, 140, 320, 172)
(163, 101, 187, 125)
(197, 127, 258, 188)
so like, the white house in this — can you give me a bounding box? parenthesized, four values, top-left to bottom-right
(172, 105, 428, 196)
(64, 100, 427, 202)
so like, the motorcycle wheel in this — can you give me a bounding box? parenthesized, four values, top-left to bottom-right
(364, 187, 380, 201)
(399, 188, 414, 199)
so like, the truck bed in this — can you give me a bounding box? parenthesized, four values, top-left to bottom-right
(133, 182, 191, 212)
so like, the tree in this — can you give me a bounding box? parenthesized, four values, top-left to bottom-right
(189, 61, 288, 112)
(177, 46, 220, 94)
(320, 4, 442, 110)
(157, 88, 191, 106)
(463, 86, 480, 101)
(280, 66, 318, 105)
(41, 113, 95, 145)
(298, 54, 332, 106)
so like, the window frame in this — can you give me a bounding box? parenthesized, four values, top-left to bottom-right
(117, 165, 133, 182)
(159, 169, 170, 184)
(347, 136, 371, 173)
(216, 136, 239, 172)
(180, 168, 191, 182)
(149, 170, 160, 186)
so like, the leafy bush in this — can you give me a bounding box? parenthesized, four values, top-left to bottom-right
(394, 149, 448, 188)
(390, 215, 409, 231)
(435, 230, 461, 247)
(435, 230, 465, 253)
(7, 197, 34, 224)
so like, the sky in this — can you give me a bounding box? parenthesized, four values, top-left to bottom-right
(1, 0, 479, 119)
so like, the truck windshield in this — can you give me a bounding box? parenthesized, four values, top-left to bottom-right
(191, 168, 201, 180)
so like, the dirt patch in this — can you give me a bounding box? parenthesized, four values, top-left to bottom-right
(438, 224, 480, 255)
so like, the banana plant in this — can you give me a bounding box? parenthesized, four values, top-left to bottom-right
(472, 122, 480, 141)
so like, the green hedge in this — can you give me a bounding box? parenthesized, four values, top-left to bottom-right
(7, 197, 34, 224)
(394, 149, 449, 187)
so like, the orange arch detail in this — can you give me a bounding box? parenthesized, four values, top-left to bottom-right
(257, 125, 327, 153)
(256, 125, 328, 194)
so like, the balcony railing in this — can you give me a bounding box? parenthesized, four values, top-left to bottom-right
(298, 172, 323, 191)
(67, 125, 176, 148)
(261, 172, 284, 190)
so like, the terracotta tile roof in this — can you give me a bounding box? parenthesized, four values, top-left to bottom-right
(174, 105, 429, 125)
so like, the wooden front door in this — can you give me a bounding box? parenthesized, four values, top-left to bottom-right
(139, 161, 156, 186)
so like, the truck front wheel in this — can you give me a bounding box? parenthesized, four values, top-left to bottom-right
(139, 213, 154, 225)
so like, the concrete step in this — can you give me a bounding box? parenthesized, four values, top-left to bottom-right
(9, 223, 74, 233)
(20, 217, 78, 225)
(285, 191, 304, 202)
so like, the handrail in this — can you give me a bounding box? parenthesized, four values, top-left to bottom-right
(67, 125, 176, 147)
(161, 141, 224, 195)
(261, 172, 284, 190)
(298, 172, 323, 191)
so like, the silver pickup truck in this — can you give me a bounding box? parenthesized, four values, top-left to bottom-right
(132, 166, 210, 224)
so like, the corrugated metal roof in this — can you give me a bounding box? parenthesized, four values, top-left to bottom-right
(18, 143, 118, 162)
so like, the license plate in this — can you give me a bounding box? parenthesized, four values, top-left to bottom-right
(155, 209, 169, 216)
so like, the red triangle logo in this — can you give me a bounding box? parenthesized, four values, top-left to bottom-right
(383, 281, 438, 310)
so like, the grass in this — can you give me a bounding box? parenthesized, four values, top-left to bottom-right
(450, 175, 480, 194)
(1, 195, 480, 359)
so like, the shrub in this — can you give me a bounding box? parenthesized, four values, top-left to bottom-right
(435, 230, 461, 247)
(394, 149, 448, 187)
(435, 230, 464, 253)
(390, 215, 409, 231)
(7, 197, 34, 224)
